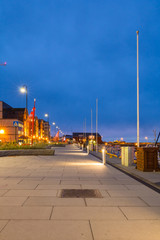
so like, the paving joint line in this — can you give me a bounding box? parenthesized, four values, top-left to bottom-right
(118, 206, 128, 220)
(89, 220, 95, 240)
(137, 196, 150, 207)
(1, 189, 10, 197)
(34, 184, 39, 190)
(49, 206, 54, 220)
(0, 220, 10, 233)
(21, 196, 30, 206)
(84, 198, 87, 206)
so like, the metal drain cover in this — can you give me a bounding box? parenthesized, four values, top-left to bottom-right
(60, 189, 102, 198)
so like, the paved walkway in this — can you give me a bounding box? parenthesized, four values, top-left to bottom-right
(0, 145, 159, 240)
(90, 151, 160, 191)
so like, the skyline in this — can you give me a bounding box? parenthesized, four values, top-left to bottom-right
(1, 0, 160, 142)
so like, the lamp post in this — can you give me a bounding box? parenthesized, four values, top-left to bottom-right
(44, 114, 49, 140)
(52, 122, 56, 137)
(20, 85, 28, 138)
(145, 136, 148, 143)
(20, 85, 28, 111)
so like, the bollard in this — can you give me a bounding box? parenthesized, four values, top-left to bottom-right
(82, 144, 84, 151)
(96, 144, 98, 153)
(102, 148, 106, 165)
(87, 145, 89, 155)
(90, 143, 93, 151)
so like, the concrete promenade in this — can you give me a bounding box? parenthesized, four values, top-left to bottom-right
(0, 145, 159, 239)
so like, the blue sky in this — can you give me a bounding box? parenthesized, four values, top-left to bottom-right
(0, 0, 160, 142)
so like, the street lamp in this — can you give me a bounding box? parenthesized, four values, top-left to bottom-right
(145, 136, 148, 142)
(44, 114, 49, 123)
(44, 114, 49, 140)
(0, 129, 4, 134)
(20, 85, 28, 111)
(52, 122, 56, 137)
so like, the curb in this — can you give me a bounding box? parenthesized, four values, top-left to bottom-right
(0, 149, 55, 157)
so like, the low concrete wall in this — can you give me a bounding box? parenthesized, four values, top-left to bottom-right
(0, 149, 55, 157)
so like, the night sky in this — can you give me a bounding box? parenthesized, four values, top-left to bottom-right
(0, 0, 160, 142)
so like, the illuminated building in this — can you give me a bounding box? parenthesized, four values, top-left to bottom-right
(43, 120, 50, 139)
(72, 132, 102, 144)
(0, 101, 24, 142)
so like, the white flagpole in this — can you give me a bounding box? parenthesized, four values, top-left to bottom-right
(136, 31, 140, 147)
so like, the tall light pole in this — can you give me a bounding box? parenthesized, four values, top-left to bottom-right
(52, 122, 56, 137)
(96, 98, 98, 152)
(44, 114, 49, 140)
(137, 31, 140, 147)
(85, 118, 86, 141)
(91, 109, 93, 137)
(20, 85, 28, 111)
(20, 85, 28, 137)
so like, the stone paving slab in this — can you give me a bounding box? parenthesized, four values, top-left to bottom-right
(24, 196, 86, 206)
(90, 220, 160, 240)
(4, 189, 58, 197)
(36, 184, 82, 190)
(0, 184, 39, 190)
(0, 206, 52, 220)
(120, 206, 160, 220)
(85, 197, 148, 207)
(0, 197, 27, 206)
(81, 184, 128, 190)
(107, 189, 160, 197)
(60, 180, 101, 185)
(51, 206, 126, 220)
(0, 220, 93, 240)
(0, 179, 22, 185)
(139, 195, 160, 206)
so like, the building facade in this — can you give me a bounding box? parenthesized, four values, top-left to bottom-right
(72, 132, 102, 144)
(0, 101, 24, 142)
(0, 101, 51, 143)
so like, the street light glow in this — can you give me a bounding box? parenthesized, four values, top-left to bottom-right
(45, 114, 48, 117)
(52, 122, 55, 125)
(20, 87, 26, 93)
(0, 129, 4, 134)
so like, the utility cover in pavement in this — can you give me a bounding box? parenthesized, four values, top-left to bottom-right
(60, 189, 102, 198)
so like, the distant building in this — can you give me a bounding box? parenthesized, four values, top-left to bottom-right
(38, 119, 50, 140)
(0, 101, 51, 143)
(43, 120, 50, 140)
(0, 101, 24, 142)
(65, 135, 73, 140)
(72, 132, 102, 144)
(38, 119, 45, 139)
